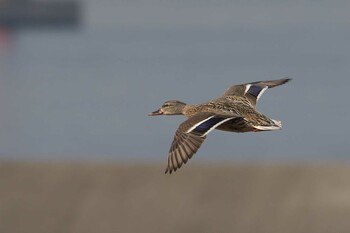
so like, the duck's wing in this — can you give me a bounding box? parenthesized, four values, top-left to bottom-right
(165, 112, 242, 174)
(222, 78, 291, 107)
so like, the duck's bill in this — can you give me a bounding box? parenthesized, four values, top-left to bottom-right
(148, 109, 163, 116)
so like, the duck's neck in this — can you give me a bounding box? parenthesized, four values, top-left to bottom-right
(183, 104, 203, 117)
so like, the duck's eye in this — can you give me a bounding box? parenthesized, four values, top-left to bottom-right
(162, 103, 169, 107)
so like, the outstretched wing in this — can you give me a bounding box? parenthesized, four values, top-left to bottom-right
(222, 78, 291, 107)
(165, 112, 242, 174)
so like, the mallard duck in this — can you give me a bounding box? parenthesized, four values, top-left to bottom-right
(149, 78, 291, 174)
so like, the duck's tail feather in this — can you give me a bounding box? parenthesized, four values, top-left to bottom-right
(253, 119, 282, 131)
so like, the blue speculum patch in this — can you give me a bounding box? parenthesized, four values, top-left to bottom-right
(193, 117, 226, 134)
(248, 85, 262, 97)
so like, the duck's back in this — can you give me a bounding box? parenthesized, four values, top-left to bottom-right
(208, 96, 280, 132)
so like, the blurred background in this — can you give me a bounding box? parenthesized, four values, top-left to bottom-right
(0, 0, 350, 232)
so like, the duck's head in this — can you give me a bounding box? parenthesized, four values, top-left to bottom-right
(148, 100, 186, 116)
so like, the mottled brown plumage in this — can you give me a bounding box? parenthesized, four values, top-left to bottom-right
(149, 78, 291, 174)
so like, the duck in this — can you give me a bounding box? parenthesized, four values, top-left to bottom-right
(148, 78, 291, 174)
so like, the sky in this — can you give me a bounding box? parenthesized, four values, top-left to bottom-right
(0, 0, 349, 161)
